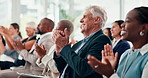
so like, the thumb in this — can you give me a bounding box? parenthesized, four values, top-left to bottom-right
(114, 52, 118, 67)
(64, 28, 69, 39)
(42, 45, 46, 50)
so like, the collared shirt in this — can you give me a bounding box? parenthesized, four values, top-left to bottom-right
(39, 32, 52, 41)
(109, 43, 148, 78)
(29, 32, 52, 54)
(60, 31, 99, 78)
(74, 31, 96, 54)
(112, 38, 121, 48)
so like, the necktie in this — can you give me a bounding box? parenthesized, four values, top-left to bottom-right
(30, 37, 40, 54)
(36, 37, 40, 44)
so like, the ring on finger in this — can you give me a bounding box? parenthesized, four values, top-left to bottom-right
(94, 65, 99, 68)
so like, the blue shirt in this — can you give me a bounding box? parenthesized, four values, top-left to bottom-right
(116, 43, 148, 78)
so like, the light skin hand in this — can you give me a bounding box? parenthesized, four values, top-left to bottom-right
(0, 34, 6, 54)
(52, 28, 69, 56)
(13, 40, 25, 52)
(35, 44, 46, 59)
(0, 26, 10, 36)
(87, 44, 118, 77)
(0, 34, 2, 41)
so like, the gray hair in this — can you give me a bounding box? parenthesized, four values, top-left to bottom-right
(86, 5, 107, 27)
(59, 20, 74, 34)
(26, 21, 36, 29)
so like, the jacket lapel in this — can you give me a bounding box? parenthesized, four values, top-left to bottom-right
(113, 40, 122, 51)
(77, 30, 103, 55)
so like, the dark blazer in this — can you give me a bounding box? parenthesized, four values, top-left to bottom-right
(113, 40, 130, 70)
(113, 40, 130, 60)
(54, 30, 111, 78)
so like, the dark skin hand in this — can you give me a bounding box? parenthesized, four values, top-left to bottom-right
(87, 44, 118, 78)
(35, 44, 46, 61)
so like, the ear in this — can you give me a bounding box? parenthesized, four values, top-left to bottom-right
(141, 23, 148, 30)
(144, 24, 148, 35)
(94, 16, 101, 25)
(141, 23, 148, 35)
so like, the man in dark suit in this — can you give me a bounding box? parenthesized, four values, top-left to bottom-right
(53, 5, 111, 78)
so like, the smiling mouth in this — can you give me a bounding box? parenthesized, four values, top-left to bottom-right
(81, 24, 85, 26)
(121, 31, 126, 36)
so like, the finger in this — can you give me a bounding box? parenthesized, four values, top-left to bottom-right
(64, 28, 68, 38)
(53, 30, 59, 37)
(17, 39, 22, 45)
(35, 44, 39, 50)
(114, 52, 118, 63)
(13, 40, 18, 50)
(106, 44, 110, 55)
(107, 44, 113, 56)
(113, 52, 118, 69)
(41, 45, 46, 52)
(107, 44, 112, 56)
(35, 44, 40, 52)
(42, 45, 45, 50)
(88, 55, 100, 65)
(88, 56, 104, 70)
(107, 44, 113, 55)
(103, 58, 112, 67)
(52, 33, 56, 42)
(104, 45, 108, 56)
(59, 30, 65, 37)
(101, 50, 105, 57)
(87, 55, 96, 62)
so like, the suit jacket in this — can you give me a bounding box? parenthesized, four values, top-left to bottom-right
(54, 30, 111, 78)
(113, 40, 130, 60)
(13, 32, 54, 75)
(113, 40, 130, 70)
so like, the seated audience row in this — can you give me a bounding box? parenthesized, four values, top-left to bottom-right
(88, 6, 148, 78)
(0, 22, 36, 70)
(0, 5, 147, 78)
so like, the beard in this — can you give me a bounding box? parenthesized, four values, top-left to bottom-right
(35, 28, 43, 35)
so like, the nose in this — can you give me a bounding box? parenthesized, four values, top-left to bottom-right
(80, 18, 83, 23)
(121, 22, 125, 27)
(37, 24, 40, 27)
(121, 22, 125, 30)
(110, 28, 113, 32)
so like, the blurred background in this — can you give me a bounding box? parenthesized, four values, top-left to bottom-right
(0, 0, 147, 41)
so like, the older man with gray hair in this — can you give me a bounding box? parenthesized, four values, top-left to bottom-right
(53, 5, 111, 78)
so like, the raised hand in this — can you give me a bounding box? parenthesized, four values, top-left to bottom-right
(0, 34, 2, 41)
(87, 55, 114, 77)
(102, 44, 118, 69)
(52, 28, 69, 56)
(0, 26, 10, 36)
(87, 44, 118, 77)
(35, 44, 46, 59)
(13, 40, 25, 51)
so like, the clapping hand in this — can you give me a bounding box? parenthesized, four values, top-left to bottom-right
(13, 40, 25, 51)
(0, 26, 10, 36)
(35, 44, 46, 59)
(52, 28, 69, 56)
(87, 44, 118, 77)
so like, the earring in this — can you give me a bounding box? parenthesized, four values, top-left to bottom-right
(140, 31, 144, 36)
